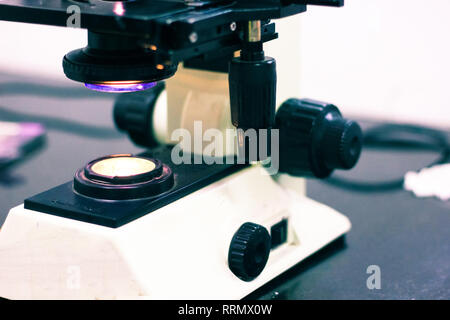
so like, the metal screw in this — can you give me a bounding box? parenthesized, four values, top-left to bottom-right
(230, 22, 237, 31)
(189, 32, 198, 43)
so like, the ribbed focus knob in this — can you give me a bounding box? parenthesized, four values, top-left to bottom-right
(228, 222, 271, 282)
(229, 57, 276, 130)
(275, 98, 363, 178)
(228, 56, 276, 162)
(113, 82, 164, 148)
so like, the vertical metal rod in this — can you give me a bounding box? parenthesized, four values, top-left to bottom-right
(246, 20, 261, 42)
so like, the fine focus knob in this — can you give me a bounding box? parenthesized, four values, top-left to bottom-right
(275, 98, 363, 178)
(228, 222, 271, 282)
(113, 82, 165, 148)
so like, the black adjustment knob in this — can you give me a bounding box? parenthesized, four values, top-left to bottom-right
(228, 222, 271, 282)
(113, 82, 165, 148)
(229, 57, 276, 130)
(229, 54, 276, 162)
(275, 98, 363, 178)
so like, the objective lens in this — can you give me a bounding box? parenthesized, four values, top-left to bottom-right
(85, 81, 157, 93)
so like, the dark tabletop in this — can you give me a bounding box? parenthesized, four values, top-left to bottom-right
(0, 73, 449, 300)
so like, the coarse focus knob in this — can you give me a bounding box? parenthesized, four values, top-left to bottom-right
(113, 82, 165, 148)
(229, 57, 276, 130)
(228, 222, 271, 282)
(228, 55, 276, 162)
(275, 98, 363, 178)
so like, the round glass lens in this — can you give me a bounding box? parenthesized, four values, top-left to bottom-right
(91, 157, 156, 177)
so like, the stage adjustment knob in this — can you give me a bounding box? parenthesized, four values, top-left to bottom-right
(113, 82, 164, 148)
(275, 98, 363, 178)
(228, 222, 271, 282)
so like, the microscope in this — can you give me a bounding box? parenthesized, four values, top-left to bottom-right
(0, 0, 363, 299)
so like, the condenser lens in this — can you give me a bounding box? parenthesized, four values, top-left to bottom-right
(91, 157, 156, 178)
(74, 154, 173, 200)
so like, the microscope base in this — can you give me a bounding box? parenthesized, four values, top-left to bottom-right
(0, 167, 350, 299)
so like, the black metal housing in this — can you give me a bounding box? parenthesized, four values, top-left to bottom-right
(0, 0, 342, 67)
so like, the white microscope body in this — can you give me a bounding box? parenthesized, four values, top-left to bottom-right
(0, 18, 351, 299)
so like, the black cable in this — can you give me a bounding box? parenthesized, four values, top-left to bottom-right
(2, 81, 449, 191)
(324, 123, 450, 192)
(0, 82, 113, 99)
(0, 81, 124, 172)
(0, 105, 122, 139)
(0, 81, 122, 139)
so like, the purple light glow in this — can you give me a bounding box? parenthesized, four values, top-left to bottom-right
(85, 82, 157, 93)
